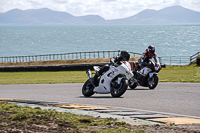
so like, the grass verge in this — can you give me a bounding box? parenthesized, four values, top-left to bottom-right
(159, 65, 200, 82)
(0, 71, 87, 84)
(0, 65, 199, 84)
(0, 101, 134, 133)
(1, 102, 199, 133)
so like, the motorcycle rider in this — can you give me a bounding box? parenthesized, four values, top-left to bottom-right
(136, 45, 160, 81)
(92, 50, 130, 86)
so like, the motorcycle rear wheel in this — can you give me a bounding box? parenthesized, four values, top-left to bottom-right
(82, 79, 95, 97)
(148, 74, 158, 89)
(111, 78, 128, 97)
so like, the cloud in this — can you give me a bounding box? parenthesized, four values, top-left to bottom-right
(0, 0, 200, 20)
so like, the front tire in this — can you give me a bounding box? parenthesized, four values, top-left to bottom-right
(128, 78, 137, 89)
(148, 74, 158, 89)
(82, 79, 95, 97)
(111, 78, 128, 97)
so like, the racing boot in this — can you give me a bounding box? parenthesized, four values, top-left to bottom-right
(92, 74, 99, 86)
(135, 72, 141, 80)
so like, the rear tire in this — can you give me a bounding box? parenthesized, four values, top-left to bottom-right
(111, 78, 128, 97)
(82, 79, 95, 97)
(148, 74, 158, 89)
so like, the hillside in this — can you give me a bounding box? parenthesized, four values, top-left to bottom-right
(0, 57, 140, 67)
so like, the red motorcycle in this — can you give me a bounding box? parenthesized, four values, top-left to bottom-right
(129, 59, 161, 89)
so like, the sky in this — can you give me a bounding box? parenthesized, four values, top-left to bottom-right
(0, 0, 200, 20)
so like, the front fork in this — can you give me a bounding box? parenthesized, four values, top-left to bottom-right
(117, 77, 124, 85)
(112, 76, 125, 88)
(86, 69, 92, 79)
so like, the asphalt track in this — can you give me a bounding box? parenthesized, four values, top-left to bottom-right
(0, 82, 200, 118)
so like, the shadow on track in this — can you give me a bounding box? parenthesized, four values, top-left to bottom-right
(79, 96, 124, 99)
(127, 88, 151, 91)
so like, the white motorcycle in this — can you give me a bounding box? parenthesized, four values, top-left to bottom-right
(128, 59, 161, 89)
(82, 61, 133, 97)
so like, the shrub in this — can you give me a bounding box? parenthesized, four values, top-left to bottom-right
(197, 55, 200, 66)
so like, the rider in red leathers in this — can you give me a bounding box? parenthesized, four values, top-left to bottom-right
(135, 45, 160, 81)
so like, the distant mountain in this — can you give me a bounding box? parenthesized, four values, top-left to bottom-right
(108, 6, 200, 24)
(78, 15, 106, 25)
(0, 8, 106, 25)
(0, 6, 200, 25)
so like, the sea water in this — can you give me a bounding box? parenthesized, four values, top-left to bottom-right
(0, 25, 199, 57)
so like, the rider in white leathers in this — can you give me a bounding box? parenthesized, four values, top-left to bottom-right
(92, 51, 130, 85)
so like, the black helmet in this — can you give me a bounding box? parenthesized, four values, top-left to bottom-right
(147, 45, 155, 55)
(119, 50, 130, 61)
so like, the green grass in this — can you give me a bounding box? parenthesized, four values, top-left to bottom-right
(0, 71, 88, 84)
(0, 65, 199, 84)
(159, 65, 200, 82)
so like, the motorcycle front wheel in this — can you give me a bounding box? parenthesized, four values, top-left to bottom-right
(128, 78, 137, 89)
(111, 78, 128, 97)
(147, 74, 158, 89)
(82, 79, 95, 97)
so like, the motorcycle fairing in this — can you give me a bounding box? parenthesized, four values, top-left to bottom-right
(149, 72, 157, 78)
(93, 66, 115, 94)
(93, 61, 133, 94)
(139, 67, 152, 77)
